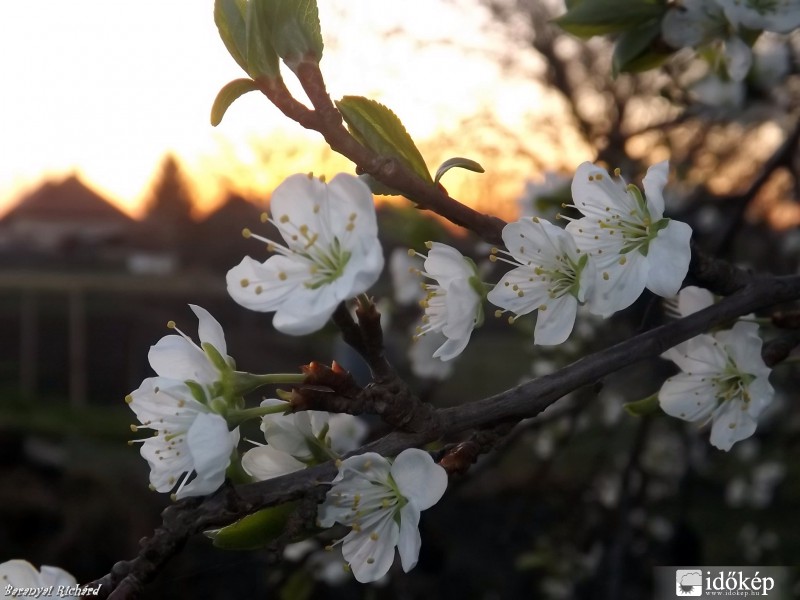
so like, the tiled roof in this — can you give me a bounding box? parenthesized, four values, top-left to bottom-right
(3, 174, 133, 224)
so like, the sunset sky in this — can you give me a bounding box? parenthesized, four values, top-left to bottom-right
(0, 1, 566, 219)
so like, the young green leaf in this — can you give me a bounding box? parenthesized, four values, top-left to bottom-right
(246, 0, 281, 79)
(612, 19, 670, 76)
(336, 96, 432, 183)
(211, 78, 260, 126)
(208, 502, 297, 550)
(434, 157, 485, 185)
(262, 0, 324, 68)
(215, 0, 249, 74)
(555, 0, 667, 39)
(623, 394, 660, 417)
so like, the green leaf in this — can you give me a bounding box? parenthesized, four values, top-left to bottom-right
(434, 157, 485, 185)
(612, 19, 671, 76)
(262, 0, 324, 69)
(623, 394, 660, 417)
(209, 503, 297, 550)
(246, 0, 281, 79)
(211, 78, 259, 126)
(336, 96, 432, 183)
(555, 0, 667, 38)
(214, 0, 249, 74)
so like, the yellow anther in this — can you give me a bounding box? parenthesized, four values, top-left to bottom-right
(603, 272, 610, 281)
(279, 271, 287, 281)
(167, 320, 176, 329)
(539, 304, 547, 311)
(130, 424, 138, 432)
(279, 214, 289, 223)
(242, 228, 251, 239)
(260, 212, 268, 223)
(407, 248, 416, 257)
(619, 256, 627, 265)
(255, 286, 263, 295)
(125, 395, 133, 404)
(425, 241, 433, 249)
(240, 278, 249, 288)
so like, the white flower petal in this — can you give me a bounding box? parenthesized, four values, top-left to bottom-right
(189, 304, 227, 358)
(397, 503, 423, 572)
(147, 336, 216, 384)
(343, 516, 399, 583)
(658, 374, 718, 422)
(645, 220, 693, 297)
(391, 448, 448, 510)
(709, 403, 758, 451)
(588, 251, 649, 317)
(677, 286, 714, 317)
(571, 162, 634, 216)
(534, 293, 578, 345)
(724, 35, 754, 82)
(662, 0, 725, 48)
(242, 445, 306, 481)
(642, 161, 669, 218)
(424, 242, 475, 284)
(177, 414, 236, 498)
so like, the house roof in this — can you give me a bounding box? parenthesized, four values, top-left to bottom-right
(3, 174, 134, 225)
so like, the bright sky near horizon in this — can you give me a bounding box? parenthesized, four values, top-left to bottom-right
(0, 1, 551, 218)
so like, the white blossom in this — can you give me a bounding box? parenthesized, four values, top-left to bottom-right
(664, 285, 714, 319)
(661, 0, 754, 80)
(658, 321, 773, 451)
(317, 449, 448, 583)
(718, 0, 800, 33)
(389, 248, 425, 305)
(242, 399, 368, 481)
(408, 328, 455, 380)
(0, 560, 78, 597)
(488, 217, 595, 345)
(227, 173, 384, 335)
(127, 377, 238, 498)
(413, 242, 483, 360)
(566, 161, 693, 317)
(517, 171, 570, 219)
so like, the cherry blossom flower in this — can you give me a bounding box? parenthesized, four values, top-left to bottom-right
(317, 449, 448, 583)
(664, 286, 714, 319)
(487, 217, 595, 345)
(412, 242, 483, 360)
(658, 321, 773, 451)
(0, 560, 78, 597)
(717, 0, 800, 34)
(565, 161, 692, 317)
(242, 399, 368, 481)
(226, 173, 384, 335)
(408, 328, 455, 380)
(661, 0, 754, 81)
(127, 377, 239, 499)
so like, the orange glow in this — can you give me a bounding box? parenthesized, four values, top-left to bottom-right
(0, 1, 589, 223)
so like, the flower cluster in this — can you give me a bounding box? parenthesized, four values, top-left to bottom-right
(127, 305, 240, 499)
(661, 0, 800, 81)
(488, 161, 692, 343)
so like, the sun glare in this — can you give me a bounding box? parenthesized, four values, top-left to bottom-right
(0, 1, 559, 220)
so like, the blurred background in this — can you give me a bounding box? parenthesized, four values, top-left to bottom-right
(1, 0, 800, 598)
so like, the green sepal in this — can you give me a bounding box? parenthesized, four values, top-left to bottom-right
(261, 0, 324, 69)
(202, 342, 234, 374)
(185, 380, 208, 404)
(554, 0, 667, 39)
(209, 503, 298, 550)
(246, 0, 281, 79)
(623, 394, 660, 416)
(336, 96, 433, 184)
(612, 19, 669, 76)
(211, 78, 260, 126)
(214, 0, 249, 74)
(434, 157, 485, 185)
